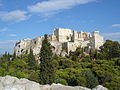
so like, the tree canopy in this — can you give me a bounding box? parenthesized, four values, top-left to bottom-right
(0, 39, 120, 89)
(39, 34, 56, 84)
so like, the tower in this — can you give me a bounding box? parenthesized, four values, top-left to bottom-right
(91, 31, 104, 50)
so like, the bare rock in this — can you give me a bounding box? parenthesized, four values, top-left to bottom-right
(0, 76, 107, 90)
(92, 85, 107, 90)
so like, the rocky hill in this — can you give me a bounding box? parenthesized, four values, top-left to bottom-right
(14, 28, 104, 56)
(0, 75, 107, 90)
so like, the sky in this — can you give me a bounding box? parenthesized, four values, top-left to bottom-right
(0, 0, 120, 54)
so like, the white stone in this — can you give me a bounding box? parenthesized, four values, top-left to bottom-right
(40, 84, 51, 90)
(0, 76, 108, 90)
(25, 81, 41, 90)
(0, 76, 41, 90)
(14, 28, 104, 57)
(5, 88, 18, 90)
(0, 75, 19, 86)
(92, 85, 107, 90)
(50, 83, 90, 90)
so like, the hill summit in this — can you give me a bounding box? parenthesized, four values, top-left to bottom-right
(14, 28, 104, 56)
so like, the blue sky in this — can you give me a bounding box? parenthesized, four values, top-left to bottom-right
(0, 0, 120, 54)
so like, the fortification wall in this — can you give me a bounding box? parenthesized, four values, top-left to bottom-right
(14, 28, 104, 56)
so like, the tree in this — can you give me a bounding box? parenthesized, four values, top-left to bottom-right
(76, 69, 99, 88)
(28, 49, 37, 70)
(89, 48, 99, 60)
(57, 57, 75, 69)
(2, 52, 10, 61)
(55, 78, 68, 85)
(76, 77, 86, 87)
(100, 40, 120, 59)
(39, 34, 55, 84)
(78, 70, 99, 88)
(13, 52, 17, 60)
(69, 46, 84, 62)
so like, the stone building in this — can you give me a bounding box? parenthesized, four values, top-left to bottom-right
(14, 28, 104, 56)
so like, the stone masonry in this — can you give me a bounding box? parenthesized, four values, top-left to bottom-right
(14, 28, 104, 56)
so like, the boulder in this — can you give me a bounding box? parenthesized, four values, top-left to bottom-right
(0, 76, 107, 90)
(0, 75, 41, 90)
(92, 85, 107, 90)
(50, 83, 90, 90)
(40, 84, 51, 90)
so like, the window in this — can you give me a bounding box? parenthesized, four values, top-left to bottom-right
(34, 41, 36, 44)
(18, 45, 20, 48)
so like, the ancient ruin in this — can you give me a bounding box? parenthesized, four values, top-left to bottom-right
(14, 28, 104, 56)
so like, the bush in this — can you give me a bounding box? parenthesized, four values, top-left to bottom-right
(57, 57, 75, 69)
(79, 70, 99, 88)
(28, 70, 40, 83)
(76, 77, 86, 87)
(55, 78, 68, 85)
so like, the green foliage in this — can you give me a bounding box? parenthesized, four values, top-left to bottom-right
(27, 49, 37, 70)
(80, 70, 99, 88)
(57, 57, 75, 69)
(115, 58, 120, 66)
(55, 78, 68, 85)
(28, 70, 40, 83)
(39, 34, 57, 84)
(76, 77, 86, 87)
(92, 59, 120, 89)
(100, 40, 120, 59)
(69, 46, 84, 62)
(0, 52, 39, 81)
(56, 68, 79, 86)
(0, 40, 120, 90)
(89, 49, 99, 60)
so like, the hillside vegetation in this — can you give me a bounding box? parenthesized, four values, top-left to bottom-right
(0, 35, 120, 90)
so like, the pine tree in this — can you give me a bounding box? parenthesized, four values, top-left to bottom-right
(100, 40, 120, 59)
(28, 48, 36, 70)
(13, 52, 17, 60)
(39, 34, 55, 84)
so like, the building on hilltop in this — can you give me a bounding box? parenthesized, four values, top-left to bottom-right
(14, 28, 104, 56)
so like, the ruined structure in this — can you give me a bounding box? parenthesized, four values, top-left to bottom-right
(14, 28, 104, 56)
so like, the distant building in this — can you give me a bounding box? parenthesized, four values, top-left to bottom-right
(14, 28, 104, 56)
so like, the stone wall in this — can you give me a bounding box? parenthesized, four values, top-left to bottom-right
(14, 28, 104, 56)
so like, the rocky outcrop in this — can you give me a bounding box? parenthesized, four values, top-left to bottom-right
(14, 28, 104, 56)
(0, 75, 40, 90)
(0, 76, 107, 90)
(92, 85, 107, 90)
(40, 84, 91, 90)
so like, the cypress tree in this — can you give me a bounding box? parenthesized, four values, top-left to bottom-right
(13, 52, 17, 60)
(28, 48, 36, 70)
(39, 34, 55, 84)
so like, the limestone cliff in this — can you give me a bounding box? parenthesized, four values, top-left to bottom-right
(14, 28, 104, 56)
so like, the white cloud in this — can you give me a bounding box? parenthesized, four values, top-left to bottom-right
(0, 10, 28, 22)
(112, 24, 120, 28)
(9, 34, 17, 37)
(0, 28, 7, 33)
(102, 32, 120, 42)
(28, 0, 96, 16)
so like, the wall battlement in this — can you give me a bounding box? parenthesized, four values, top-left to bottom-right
(14, 28, 104, 56)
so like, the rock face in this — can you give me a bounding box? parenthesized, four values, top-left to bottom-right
(0, 76, 107, 90)
(0, 76, 40, 90)
(14, 28, 104, 56)
(92, 85, 107, 90)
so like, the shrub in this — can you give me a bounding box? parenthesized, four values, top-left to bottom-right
(55, 78, 68, 85)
